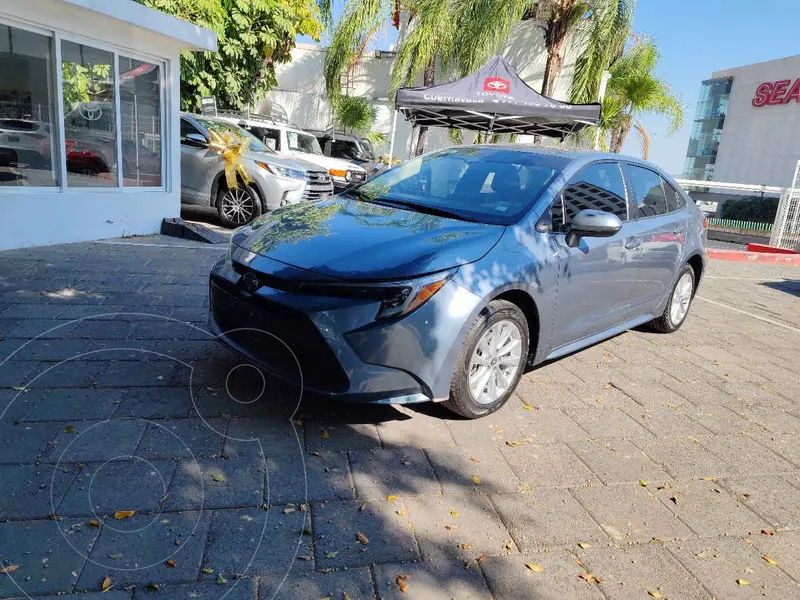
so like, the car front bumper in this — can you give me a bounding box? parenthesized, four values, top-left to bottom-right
(207, 249, 482, 403)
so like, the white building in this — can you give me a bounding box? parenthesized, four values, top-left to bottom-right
(262, 20, 583, 159)
(0, 0, 216, 250)
(684, 54, 800, 189)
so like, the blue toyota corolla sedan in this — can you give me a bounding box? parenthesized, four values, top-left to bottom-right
(209, 146, 706, 418)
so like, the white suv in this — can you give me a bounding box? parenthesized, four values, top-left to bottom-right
(216, 111, 367, 193)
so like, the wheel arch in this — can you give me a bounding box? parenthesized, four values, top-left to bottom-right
(685, 253, 705, 292)
(491, 289, 540, 365)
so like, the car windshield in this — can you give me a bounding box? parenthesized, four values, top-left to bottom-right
(350, 147, 564, 225)
(195, 117, 273, 154)
(288, 130, 323, 155)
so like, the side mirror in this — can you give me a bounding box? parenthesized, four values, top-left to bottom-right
(264, 138, 277, 151)
(183, 133, 207, 147)
(566, 209, 623, 248)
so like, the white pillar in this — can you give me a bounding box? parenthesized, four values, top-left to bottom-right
(388, 110, 398, 164)
(594, 70, 612, 151)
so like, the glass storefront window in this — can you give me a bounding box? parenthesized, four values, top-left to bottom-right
(61, 40, 117, 187)
(119, 56, 162, 187)
(0, 24, 58, 187)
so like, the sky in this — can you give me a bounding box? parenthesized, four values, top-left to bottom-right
(303, 0, 800, 176)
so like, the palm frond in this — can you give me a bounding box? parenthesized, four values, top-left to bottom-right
(634, 120, 649, 159)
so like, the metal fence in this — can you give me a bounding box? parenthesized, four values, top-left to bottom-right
(769, 160, 800, 251)
(707, 218, 773, 231)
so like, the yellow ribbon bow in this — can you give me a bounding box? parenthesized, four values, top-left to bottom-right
(207, 129, 254, 190)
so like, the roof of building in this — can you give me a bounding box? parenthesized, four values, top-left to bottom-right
(60, 0, 217, 51)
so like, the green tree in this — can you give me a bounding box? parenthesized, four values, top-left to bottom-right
(61, 63, 112, 107)
(137, 0, 322, 111)
(602, 37, 684, 154)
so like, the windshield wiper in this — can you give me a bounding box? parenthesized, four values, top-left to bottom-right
(371, 197, 478, 222)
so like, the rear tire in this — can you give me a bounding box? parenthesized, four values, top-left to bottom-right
(649, 264, 695, 333)
(443, 300, 529, 419)
(216, 184, 262, 228)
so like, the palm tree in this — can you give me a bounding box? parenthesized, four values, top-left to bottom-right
(603, 37, 684, 154)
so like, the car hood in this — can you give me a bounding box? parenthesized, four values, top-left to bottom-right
(236, 196, 505, 281)
(242, 150, 326, 174)
(291, 152, 365, 173)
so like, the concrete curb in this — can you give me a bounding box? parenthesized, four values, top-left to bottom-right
(708, 248, 800, 265)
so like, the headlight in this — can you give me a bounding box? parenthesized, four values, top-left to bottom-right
(298, 271, 452, 320)
(347, 170, 366, 182)
(256, 161, 305, 180)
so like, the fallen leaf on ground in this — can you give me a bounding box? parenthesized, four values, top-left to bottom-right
(669, 496, 679, 505)
(113, 511, 135, 520)
(700, 477, 715, 481)
(202, 568, 214, 574)
(356, 532, 369, 545)
(300, 528, 312, 536)
(359, 503, 368, 511)
(101, 576, 112, 592)
(396, 575, 409, 593)
(48, 514, 64, 520)
(577, 543, 591, 549)
(283, 507, 295, 514)
(386, 495, 399, 501)
(578, 572, 603, 585)
(320, 429, 330, 440)
(471, 475, 481, 484)
(639, 480, 648, 487)
(506, 441, 523, 447)
(458, 543, 474, 549)
(470, 456, 480, 463)
(325, 551, 338, 559)
(445, 525, 457, 530)
(396, 509, 406, 516)
(526, 563, 545, 573)
(216, 574, 227, 584)
(762, 529, 776, 536)
(12, 386, 28, 393)
(522, 404, 534, 411)
(647, 591, 663, 599)
(88, 519, 101, 528)
(64, 425, 76, 433)
(0, 565, 19, 575)
(477, 552, 487, 563)
(212, 474, 225, 483)
(147, 583, 160, 591)
(450, 509, 460, 518)
(108, 554, 122, 560)
(736, 579, 750, 586)
(763, 556, 779, 566)
(165, 559, 176, 568)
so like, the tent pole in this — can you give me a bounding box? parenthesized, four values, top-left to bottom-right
(388, 109, 398, 164)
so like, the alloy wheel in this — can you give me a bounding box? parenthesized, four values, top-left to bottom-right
(670, 271, 693, 326)
(468, 319, 523, 405)
(221, 188, 255, 225)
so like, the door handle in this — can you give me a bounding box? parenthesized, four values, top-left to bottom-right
(625, 239, 641, 250)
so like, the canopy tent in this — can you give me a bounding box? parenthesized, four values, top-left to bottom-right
(389, 55, 602, 159)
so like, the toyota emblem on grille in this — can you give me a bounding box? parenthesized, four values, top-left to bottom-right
(242, 272, 261, 293)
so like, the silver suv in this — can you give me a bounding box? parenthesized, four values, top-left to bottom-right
(180, 113, 333, 227)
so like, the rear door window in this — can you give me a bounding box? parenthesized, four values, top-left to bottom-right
(663, 179, 686, 213)
(624, 164, 668, 218)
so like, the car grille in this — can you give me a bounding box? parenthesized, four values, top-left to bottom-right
(303, 171, 334, 201)
(210, 275, 349, 393)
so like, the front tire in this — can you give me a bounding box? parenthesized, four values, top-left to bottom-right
(444, 300, 529, 419)
(216, 184, 262, 228)
(649, 265, 695, 333)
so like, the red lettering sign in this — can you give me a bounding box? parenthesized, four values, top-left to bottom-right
(483, 77, 510, 94)
(753, 78, 800, 107)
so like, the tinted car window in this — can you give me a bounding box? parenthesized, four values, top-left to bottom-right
(249, 126, 281, 150)
(551, 162, 627, 230)
(625, 164, 667, 218)
(180, 118, 203, 143)
(354, 147, 564, 225)
(663, 179, 686, 212)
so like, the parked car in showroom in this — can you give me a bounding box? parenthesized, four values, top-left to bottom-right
(180, 113, 333, 227)
(209, 146, 706, 418)
(214, 111, 367, 193)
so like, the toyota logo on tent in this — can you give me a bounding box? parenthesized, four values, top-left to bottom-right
(483, 77, 510, 93)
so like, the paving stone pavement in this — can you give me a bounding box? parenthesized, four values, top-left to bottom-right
(0, 237, 799, 599)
